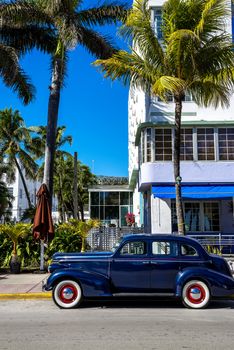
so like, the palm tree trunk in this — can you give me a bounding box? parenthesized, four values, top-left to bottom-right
(14, 157, 32, 209)
(43, 56, 62, 207)
(174, 95, 185, 235)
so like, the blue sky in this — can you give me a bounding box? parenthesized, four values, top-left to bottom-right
(0, 1, 133, 177)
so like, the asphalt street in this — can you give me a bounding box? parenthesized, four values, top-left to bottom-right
(0, 299, 233, 350)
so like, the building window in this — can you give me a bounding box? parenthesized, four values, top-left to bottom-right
(120, 192, 130, 205)
(203, 202, 220, 231)
(197, 128, 215, 160)
(184, 203, 200, 232)
(141, 130, 145, 164)
(146, 128, 152, 162)
(171, 201, 220, 232)
(218, 128, 234, 160)
(180, 128, 193, 160)
(91, 192, 99, 205)
(155, 128, 172, 161)
(19, 189, 23, 199)
(104, 192, 119, 205)
(154, 9, 163, 40)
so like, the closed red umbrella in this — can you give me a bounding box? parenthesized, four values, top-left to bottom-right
(33, 184, 54, 270)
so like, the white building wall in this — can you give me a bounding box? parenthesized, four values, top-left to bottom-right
(151, 197, 172, 233)
(6, 165, 58, 222)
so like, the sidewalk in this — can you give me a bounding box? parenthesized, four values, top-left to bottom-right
(0, 272, 51, 299)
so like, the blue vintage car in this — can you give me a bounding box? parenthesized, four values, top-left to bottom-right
(43, 234, 234, 309)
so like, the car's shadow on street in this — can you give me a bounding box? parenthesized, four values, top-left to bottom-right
(79, 298, 234, 310)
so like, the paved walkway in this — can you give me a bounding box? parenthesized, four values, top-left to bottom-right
(0, 272, 51, 299)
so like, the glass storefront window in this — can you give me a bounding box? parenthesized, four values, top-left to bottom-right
(184, 203, 200, 232)
(203, 202, 220, 231)
(91, 192, 99, 205)
(120, 192, 129, 205)
(90, 206, 99, 219)
(105, 206, 119, 220)
(104, 192, 119, 205)
(171, 201, 220, 232)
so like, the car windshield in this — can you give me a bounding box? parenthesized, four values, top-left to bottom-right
(111, 238, 123, 252)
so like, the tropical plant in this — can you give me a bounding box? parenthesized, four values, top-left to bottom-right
(0, 108, 38, 208)
(95, 0, 234, 234)
(47, 222, 83, 256)
(0, 0, 128, 205)
(0, 223, 31, 269)
(69, 219, 100, 252)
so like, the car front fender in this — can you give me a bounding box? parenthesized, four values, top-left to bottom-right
(44, 269, 112, 297)
(175, 267, 234, 298)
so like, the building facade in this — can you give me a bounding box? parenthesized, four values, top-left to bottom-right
(4, 166, 58, 223)
(129, 0, 234, 234)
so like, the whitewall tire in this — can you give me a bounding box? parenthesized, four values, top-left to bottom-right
(53, 280, 82, 309)
(182, 280, 210, 309)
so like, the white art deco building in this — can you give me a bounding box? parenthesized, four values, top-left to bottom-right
(129, 0, 234, 234)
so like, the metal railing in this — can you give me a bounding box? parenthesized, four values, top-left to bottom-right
(189, 234, 234, 256)
(87, 226, 144, 251)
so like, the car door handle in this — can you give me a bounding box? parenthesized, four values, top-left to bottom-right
(151, 261, 158, 265)
(142, 261, 150, 264)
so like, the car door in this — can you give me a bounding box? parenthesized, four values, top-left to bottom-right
(150, 240, 180, 293)
(110, 239, 151, 293)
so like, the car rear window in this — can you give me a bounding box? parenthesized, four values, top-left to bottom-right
(180, 244, 198, 256)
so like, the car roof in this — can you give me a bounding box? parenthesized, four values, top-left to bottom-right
(121, 233, 199, 243)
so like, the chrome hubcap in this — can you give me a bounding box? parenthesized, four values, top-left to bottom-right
(189, 287, 202, 300)
(61, 287, 75, 300)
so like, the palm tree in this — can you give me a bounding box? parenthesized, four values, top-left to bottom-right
(27, 125, 72, 161)
(53, 154, 96, 222)
(0, 108, 38, 208)
(95, 0, 234, 235)
(0, 181, 13, 221)
(0, 0, 128, 204)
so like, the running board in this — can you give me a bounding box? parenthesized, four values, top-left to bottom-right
(113, 293, 175, 297)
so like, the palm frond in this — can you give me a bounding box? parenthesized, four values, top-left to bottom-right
(18, 149, 38, 178)
(152, 76, 186, 97)
(195, 0, 229, 38)
(0, 24, 57, 55)
(190, 79, 231, 108)
(79, 27, 117, 59)
(76, 2, 129, 27)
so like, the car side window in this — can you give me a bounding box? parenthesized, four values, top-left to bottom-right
(152, 241, 178, 256)
(119, 241, 146, 256)
(180, 244, 198, 256)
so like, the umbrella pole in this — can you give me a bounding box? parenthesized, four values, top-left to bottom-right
(40, 240, 44, 271)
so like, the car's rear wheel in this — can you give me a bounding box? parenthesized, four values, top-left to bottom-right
(53, 280, 82, 309)
(182, 280, 210, 309)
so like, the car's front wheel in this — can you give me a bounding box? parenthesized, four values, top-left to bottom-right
(182, 280, 210, 309)
(53, 280, 82, 309)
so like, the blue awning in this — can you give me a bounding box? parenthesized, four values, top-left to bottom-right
(152, 185, 234, 199)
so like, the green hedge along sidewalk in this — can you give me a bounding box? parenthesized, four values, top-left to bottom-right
(0, 272, 51, 299)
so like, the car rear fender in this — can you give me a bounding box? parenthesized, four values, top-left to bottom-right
(45, 269, 112, 297)
(175, 267, 234, 297)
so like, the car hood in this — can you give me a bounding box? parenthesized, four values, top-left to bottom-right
(52, 251, 113, 262)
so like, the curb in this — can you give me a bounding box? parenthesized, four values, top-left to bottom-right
(0, 292, 52, 300)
